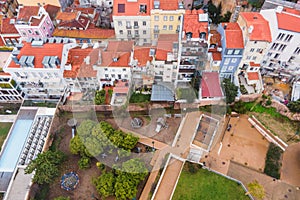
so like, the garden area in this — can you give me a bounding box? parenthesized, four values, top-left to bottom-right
(0, 103, 21, 114)
(94, 89, 113, 105)
(264, 143, 283, 179)
(0, 122, 12, 151)
(231, 100, 300, 144)
(129, 92, 151, 103)
(28, 111, 152, 200)
(172, 162, 250, 200)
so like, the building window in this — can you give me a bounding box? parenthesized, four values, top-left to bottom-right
(294, 47, 300, 55)
(127, 30, 132, 35)
(252, 56, 257, 60)
(169, 16, 174, 21)
(28, 30, 32, 34)
(118, 21, 122, 26)
(118, 4, 125, 13)
(267, 52, 272, 56)
(142, 21, 146, 26)
(250, 48, 254, 52)
(224, 58, 230, 65)
(246, 56, 251, 60)
(277, 33, 285, 40)
(43, 26, 46, 30)
(163, 16, 168, 21)
(139, 5, 147, 13)
(126, 21, 131, 28)
(105, 74, 109, 78)
(154, 25, 159, 30)
(134, 30, 139, 35)
(178, 16, 181, 21)
(231, 58, 237, 63)
(154, 16, 159, 21)
(119, 30, 123, 34)
(123, 68, 126, 71)
(163, 25, 167, 30)
(104, 68, 108, 71)
(227, 49, 233, 54)
(274, 53, 280, 59)
(35, 31, 40, 35)
(256, 48, 262, 53)
(234, 50, 240, 55)
(144, 39, 147, 42)
(228, 66, 234, 71)
(22, 32, 26, 36)
(284, 34, 293, 42)
(143, 30, 146, 34)
(154, 34, 158, 38)
(134, 21, 138, 27)
(169, 25, 173, 30)
(46, 20, 50, 25)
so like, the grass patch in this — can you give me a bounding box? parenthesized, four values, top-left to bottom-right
(129, 92, 151, 103)
(0, 122, 12, 151)
(173, 163, 250, 200)
(264, 143, 283, 179)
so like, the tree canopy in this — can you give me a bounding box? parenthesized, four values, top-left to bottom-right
(222, 78, 238, 104)
(25, 150, 65, 185)
(287, 100, 300, 113)
(93, 172, 115, 198)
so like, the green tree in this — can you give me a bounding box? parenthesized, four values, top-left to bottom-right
(221, 11, 232, 22)
(94, 89, 106, 105)
(117, 149, 131, 158)
(223, 78, 238, 104)
(93, 172, 115, 198)
(247, 180, 265, 200)
(287, 100, 300, 113)
(114, 174, 138, 200)
(78, 156, 91, 169)
(25, 150, 65, 184)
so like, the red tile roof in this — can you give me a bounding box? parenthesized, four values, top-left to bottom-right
(249, 62, 260, 67)
(17, 6, 40, 22)
(276, 12, 300, 33)
(63, 47, 98, 78)
(30, 14, 46, 26)
(113, 0, 150, 16)
(240, 12, 272, 42)
(212, 52, 221, 61)
(247, 72, 259, 80)
(283, 7, 300, 15)
(52, 27, 115, 39)
(156, 34, 178, 60)
(133, 47, 153, 66)
(56, 11, 78, 21)
(44, 4, 60, 21)
(210, 30, 221, 46)
(58, 14, 90, 30)
(1, 18, 18, 34)
(8, 42, 64, 69)
(183, 9, 208, 39)
(107, 41, 134, 52)
(221, 22, 244, 49)
(201, 72, 223, 98)
(155, 0, 180, 10)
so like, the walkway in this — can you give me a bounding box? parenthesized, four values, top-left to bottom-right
(0, 115, 16, 123)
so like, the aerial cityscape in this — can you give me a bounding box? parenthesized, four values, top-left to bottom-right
(0, 0, 299, 199)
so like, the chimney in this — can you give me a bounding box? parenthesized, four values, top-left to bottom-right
(276, 6, 283, 13)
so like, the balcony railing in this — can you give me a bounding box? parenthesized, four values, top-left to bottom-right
(126, 26, 132, 29)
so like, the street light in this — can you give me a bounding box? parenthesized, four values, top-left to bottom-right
(152, 141, 155, 152)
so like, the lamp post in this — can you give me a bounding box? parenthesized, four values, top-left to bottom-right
(152, 141, 155, 152)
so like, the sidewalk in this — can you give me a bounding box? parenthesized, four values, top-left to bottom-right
(0, 115, 17, 122)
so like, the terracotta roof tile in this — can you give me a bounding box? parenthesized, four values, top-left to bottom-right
(212, 52, 221, 61)
(157, 0, 180, 10)
(276, 12, 300, 33)
(1, 18, 18, 34)
(58, 14, 90, 30)
(247, 72, 259, 80)
(221, 22, 244, 49)
(210, 30, 221, 46)
(56, 11, 78, 21)
(184, 9, 208, 39)
(240, 12, 272, 42)
(44, 4, 60, 21)
(201, 72, 223, 98)
(133, 47, 153, 66)
(8, 42, 64, 69)
(52, 27, 115, 39)
(283, 7, 300, 15)
(30, 14, 45, 26)
(155, 34, 178, 60)
(249, 62, 260, 67)
(17, 6, 40, 22)
(107, 41, 133, 52)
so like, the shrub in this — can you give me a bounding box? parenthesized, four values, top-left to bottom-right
(78, 156, 91, 169)
(264, 143, 283, 179)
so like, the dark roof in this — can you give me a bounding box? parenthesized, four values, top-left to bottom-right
(151, 84, 174, 101)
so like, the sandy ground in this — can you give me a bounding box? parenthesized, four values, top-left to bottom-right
(228, 161, 300, 200)
(281, 143, 300, 187)
(153, 158, 184, 200)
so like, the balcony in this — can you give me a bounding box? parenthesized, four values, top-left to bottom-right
(126, 26, 132, 29)
(134, 25, 139, 29)
(134, 34, 140, 38)
(154, 29, 159, 33)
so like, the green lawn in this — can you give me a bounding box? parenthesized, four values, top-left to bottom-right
(0, 122, 12, 151)
(173, 166, 250, 200)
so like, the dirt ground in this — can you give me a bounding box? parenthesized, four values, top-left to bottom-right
(202, 115, 269, 173)
(281, 143, 300, 187)
(227, 161, 300, 200)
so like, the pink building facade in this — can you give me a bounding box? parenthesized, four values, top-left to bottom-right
(14, 6, 55, 38)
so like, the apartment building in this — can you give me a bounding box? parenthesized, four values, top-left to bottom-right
(94, 41, 133, 88)
(0, 0, 18, 18)
(3, 38, 77, 100)
(178, 9, 209, 83)
(112, 0, 151, 45)
(150, 0, 185, 40)
(237, 12, 272, 69)
(0, 17, 20, 46)
(217, 22, 244, 82)
(14, 5, 55, 38)
(260, 6, 300, 75)
(0, 71, 22, 101)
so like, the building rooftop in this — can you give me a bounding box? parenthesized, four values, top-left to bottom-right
(52, 27, 115, 39)
(221, 22, 244, 49)
(0, 17, 18, 34)
(58, 14, 90, 30)
(247, 72, 259, 80)
(156, 34, 178, 60)
(212, 52, 222, 61)
(44, 4, 60, 21)
(17, 6, 40, 22)
(113, 0, 150, 16)
(240, 12, 272, 42)
(276, 12, 300, 33)
(152, 0, 182, 10)
(201, 72, 223, 98)
(133, 47, 153, 66)
(8, 41, 64, 69)
(209, 30, 221, 46)
(64, 47, 98, 78)
(151, 84, 174, 101)
(183, 9, 208, 39)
